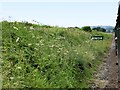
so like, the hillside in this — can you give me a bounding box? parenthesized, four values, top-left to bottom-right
(2, 21, 112, 88)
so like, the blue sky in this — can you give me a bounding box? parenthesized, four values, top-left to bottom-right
(1, 1, 119, 27)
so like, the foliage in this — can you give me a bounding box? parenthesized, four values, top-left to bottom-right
(2, 21, 112, 88)
(81, 26, 92, 32)
(92, 27, 106, 32)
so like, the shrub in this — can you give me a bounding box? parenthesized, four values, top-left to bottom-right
(82, 26, 92, 32)
(92, 27, 106, 32)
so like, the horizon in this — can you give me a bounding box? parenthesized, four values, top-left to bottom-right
(0, 20, 115, 28)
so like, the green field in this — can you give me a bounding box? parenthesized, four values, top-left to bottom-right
(1, 21, 112, 88)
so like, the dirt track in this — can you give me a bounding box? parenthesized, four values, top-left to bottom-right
(91, 34, 120, 88)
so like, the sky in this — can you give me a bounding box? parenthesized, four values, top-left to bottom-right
(1, 0, 120, 27)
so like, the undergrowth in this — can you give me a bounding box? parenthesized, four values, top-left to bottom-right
(2, 21, 112, 88)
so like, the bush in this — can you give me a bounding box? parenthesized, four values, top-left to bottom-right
(92, 27, 106, 32)
(82, 26, 92, 32)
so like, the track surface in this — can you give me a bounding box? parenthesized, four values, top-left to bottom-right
(91, 34, 120, 88)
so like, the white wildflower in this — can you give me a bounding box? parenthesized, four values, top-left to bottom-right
(36, 43, 39, 46)
(28, 44, 32, 46)
(59, 48, 62, 50)
(34, 48, 38, 50)
(79, 45, 82, 47)
(32, 35, 35, 38)
(10, 77, 14, 80)
(48, 55, 51, 57)
(16, 37, 20, 42)
(64, 52, 67, 55)
(24, 27, 27, 29)
(74, 49, 77, 52)
(40, 43, 44, 46)
(50, 45, 54, 48)
(57, 50, 61, 53)
(36, 37, 39, 39)
(13, 26, 18, 30)
(66, 50, 69, 53)
(39, 40, 43, 43)
(30, 26, 34, 30)
(17, 66, 22, 69)
(85, 41, 89, 43)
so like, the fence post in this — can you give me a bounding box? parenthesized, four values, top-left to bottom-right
(117, 28, 120, 82)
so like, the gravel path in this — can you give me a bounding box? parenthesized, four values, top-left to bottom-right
(90, 34, 120, 88)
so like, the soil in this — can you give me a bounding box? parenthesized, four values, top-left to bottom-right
(90, 34, 120, 88)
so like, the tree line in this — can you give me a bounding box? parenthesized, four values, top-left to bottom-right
(81, 26, 106, 32)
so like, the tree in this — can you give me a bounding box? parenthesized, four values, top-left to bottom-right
(92, 27, 106, 32)
(82, 26, 92, 32)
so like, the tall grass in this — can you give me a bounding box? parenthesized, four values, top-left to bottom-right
(2, 21, 112, 88)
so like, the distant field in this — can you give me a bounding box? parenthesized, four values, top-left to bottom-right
(2, 21, 112, 88)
